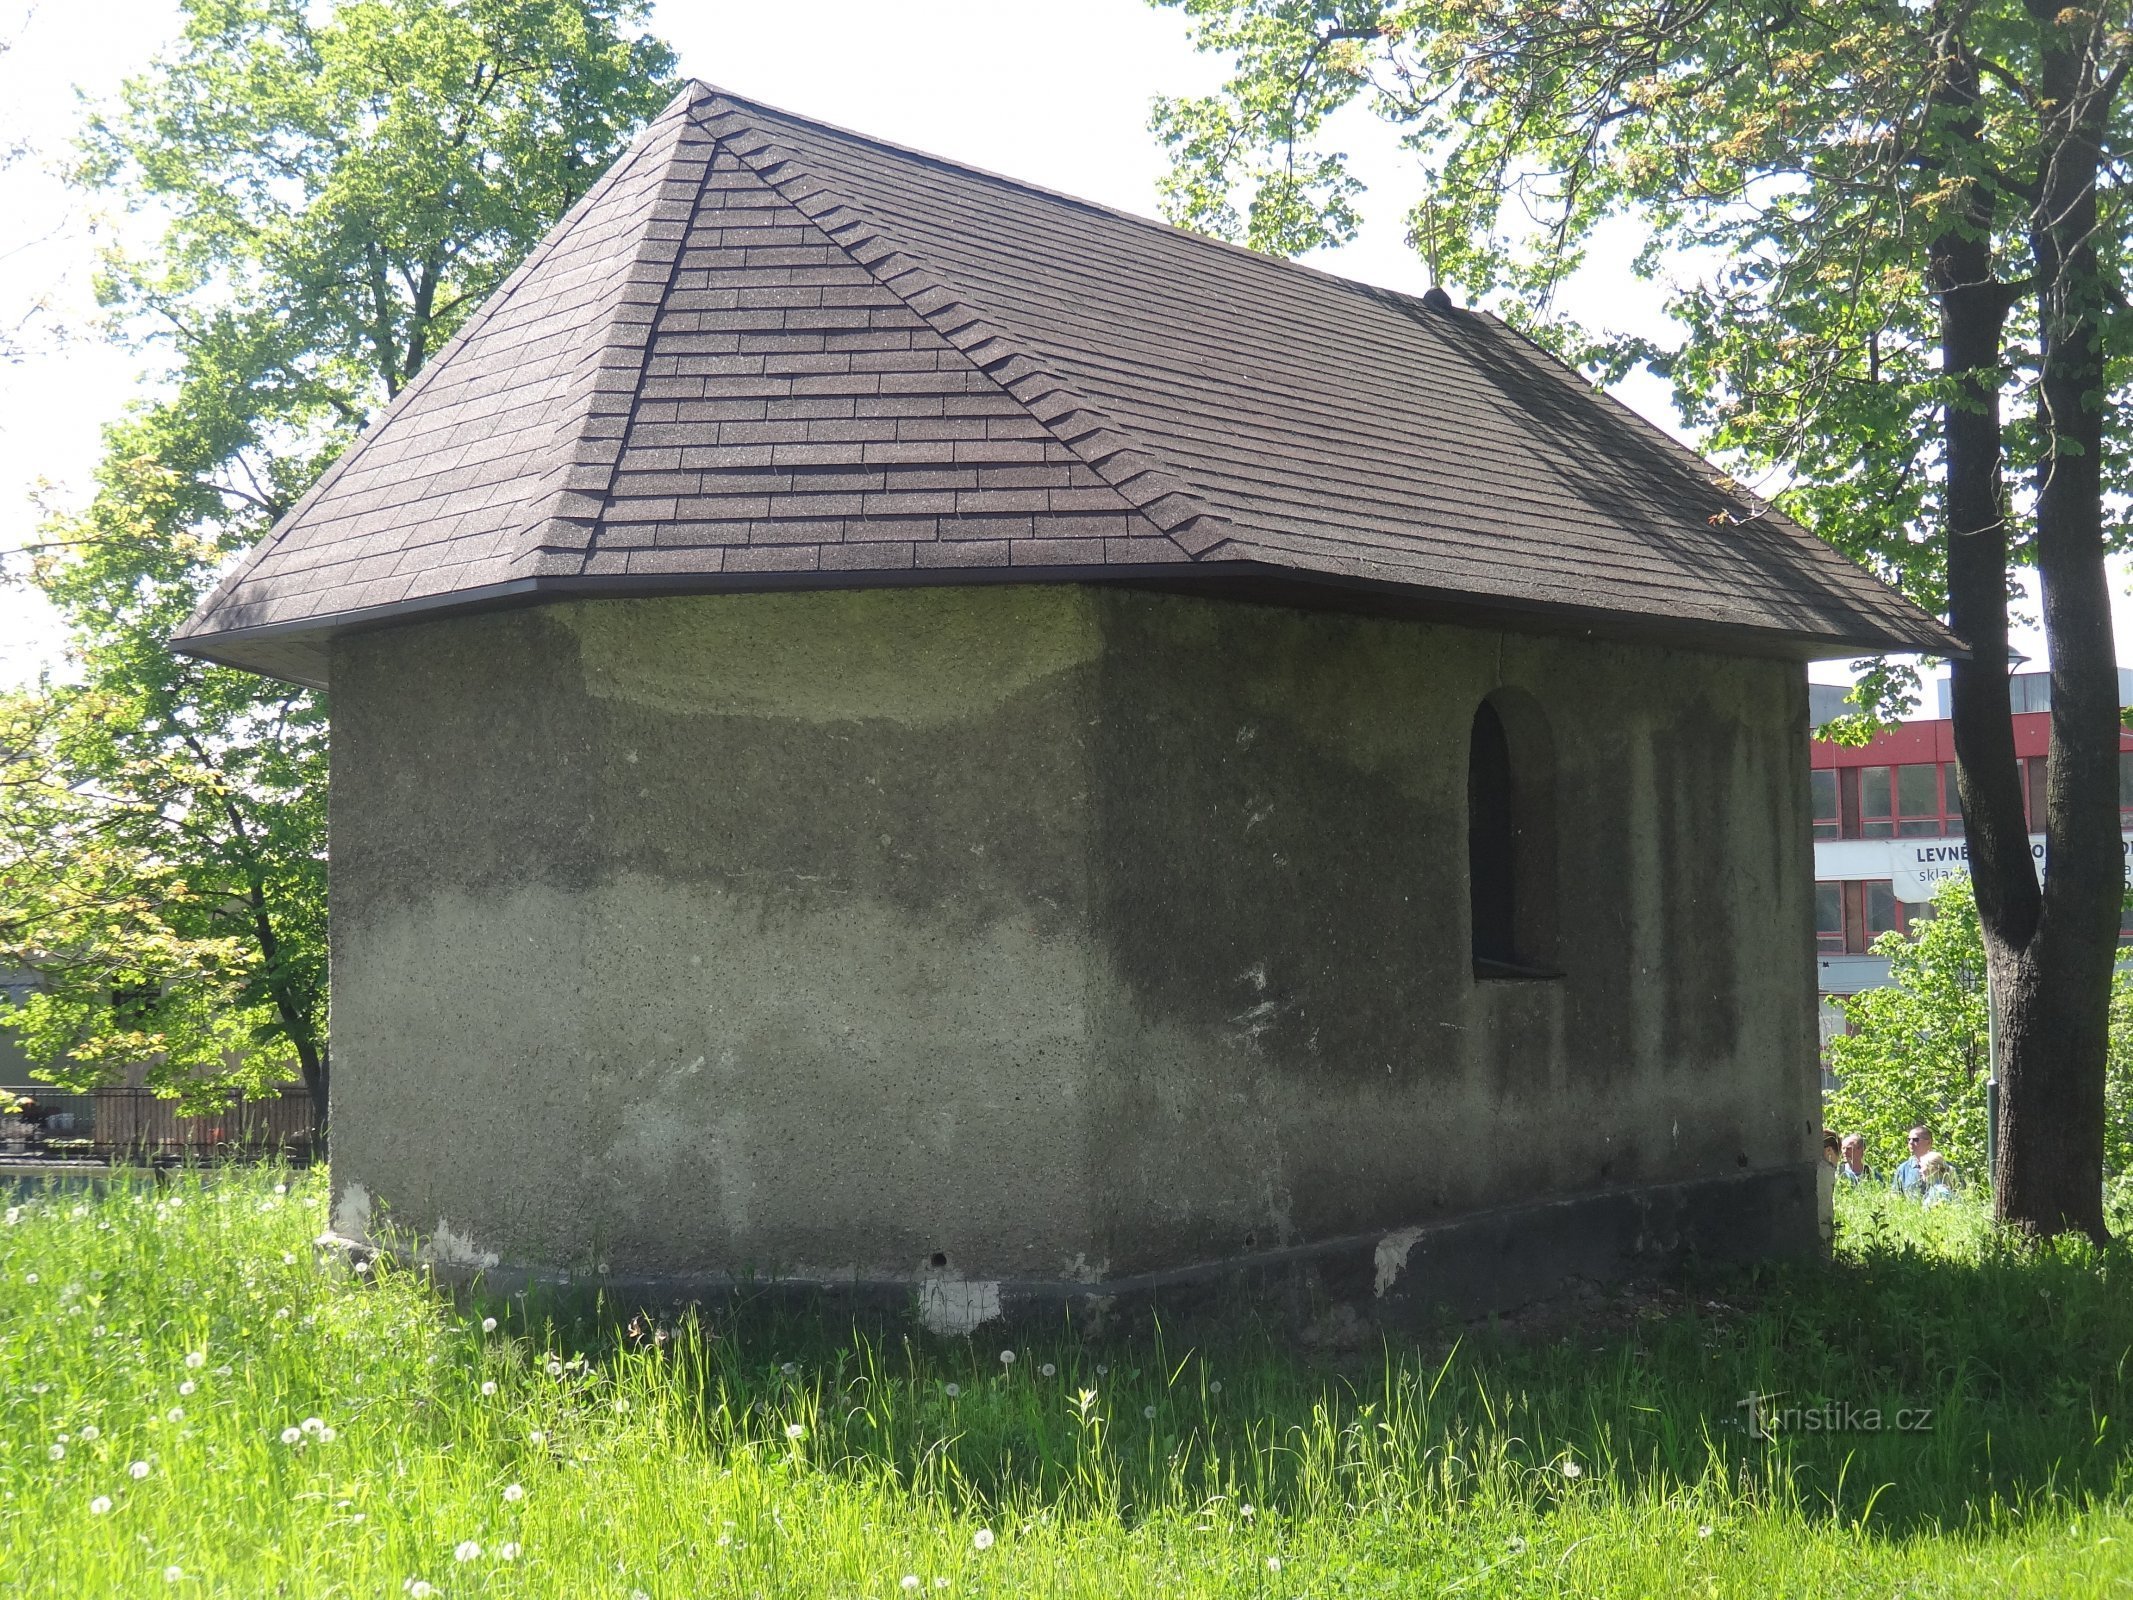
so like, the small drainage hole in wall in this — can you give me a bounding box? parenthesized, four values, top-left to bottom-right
(1243, 1232, 1257, 1250)
(929, 1251, 948, 1269)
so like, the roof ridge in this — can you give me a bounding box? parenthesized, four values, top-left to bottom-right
(691, 91, 1234, 556)
(182, 87, 706, 640)
(510, 94, 722, 578)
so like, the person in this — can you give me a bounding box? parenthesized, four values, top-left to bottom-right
(1917, 1150, 1957, 1207)
(1822, 1131, 1842, 1168)
(1891, 1126, 1934, 1196)
(1836, 1134, 1875, 1184)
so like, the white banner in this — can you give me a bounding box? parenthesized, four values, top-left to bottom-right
(1891, 834, 2133, 903)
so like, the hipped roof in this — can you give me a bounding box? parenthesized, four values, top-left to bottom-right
(173, 81, 1959, 687)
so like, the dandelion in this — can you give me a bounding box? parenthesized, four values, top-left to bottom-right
(785, 1423, 806, 1441)
(503, 1483, 524, 1503)
(455, 1540, 481, 1562)
(317, 1426, 336, 1443)
(184, 1352, 205, 1369)
(545, 1359, 563, 1378)
(1698, 1525, 1714, 1539)
(972, 1529, 995, 1551)
(943, 1383, 960, 1399)
(1095, 1364, 1107, 1377)
(1559, 1459, 1584, 1481)
(23, 1273, 36, 1284)
(482, 1317, 498, 1333)
(4, 1208, 17, 1225)
(998, 1349, 1016, 1367)
(935, 1582, 949, 1591)
(166, 1408, 184, 1423)
(274, 1183, 287, 1195)
(481, 1381, 497, 1397)
(213, 1366, 231, 1377)
(129, 1461, 150, 1480)
(89, 1496, 112, 1515)
(282, 1253, 296, 1265)
(163, 1567, 182, 1583)
(1506, 1535, 1528, 1555)
(79, 1425, 99, 1441)
(1266, 1556, 1282, 1572)
(280, 1427, 302, 1445)
(402, 1582, 434, 1598)
(528, 1430, 546, 1445)
(780, 1362, 796, 1375)
(301, 1418, 324, 1436)
(47, 1444, 63, 1461)
(1209, 1380, 1223, 1394)
(499, 1543, 520, 1561)
(1240, 1504, 1255, 1520)
(1143, 1405, 1157, 1420)
(1039, 1363, 1056, 1378)
(178, 1381, 195, 1397)
(902, 1578, 922, 1592)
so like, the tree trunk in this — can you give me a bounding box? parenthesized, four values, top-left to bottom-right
(1993, 7, 2120, 1242)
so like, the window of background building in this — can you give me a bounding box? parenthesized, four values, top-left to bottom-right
(1812, 769, 1839, 839)
(2024, 754, 2049, 828)
(1941, 763, 1964, 835)
(1859, 765, 1894, 838)
(1817, 879, 1915, 954)
(1896, 763, 1940, 835)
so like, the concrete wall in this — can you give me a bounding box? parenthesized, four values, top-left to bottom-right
(327, 586, 1819, 1301)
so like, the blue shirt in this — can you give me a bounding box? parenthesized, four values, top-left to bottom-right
(1892, 1156, 1924, 1196)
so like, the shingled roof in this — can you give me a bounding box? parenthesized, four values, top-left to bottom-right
(172, 81, 1959, 687)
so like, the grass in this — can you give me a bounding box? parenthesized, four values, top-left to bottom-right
(2, 1174, 2133, 1596)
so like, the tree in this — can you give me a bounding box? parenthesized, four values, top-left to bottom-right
(1150, 0, 2133, 1239)
(0, 0, 676, 1138)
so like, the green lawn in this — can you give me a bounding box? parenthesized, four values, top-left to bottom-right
(3, 1170, 2131, 1597)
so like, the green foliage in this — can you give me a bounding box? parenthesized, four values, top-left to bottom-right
(1827, 875, 2133, 1180)
(5, 1170, 2133, 1594)
(1148, 0, 2133, 715)
(0, 1, 675, 1111)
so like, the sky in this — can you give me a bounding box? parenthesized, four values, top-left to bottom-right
(0, 0, 2116, 697)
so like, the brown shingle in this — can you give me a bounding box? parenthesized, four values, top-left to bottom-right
(173, 81, 1958, 689)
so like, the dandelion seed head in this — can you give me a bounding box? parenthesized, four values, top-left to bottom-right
(213, 1366, 230, 1377)
(499, 1541, 520, 1560)
(282, 1253, 296, 1266)
(1698, 1524, 1714, 1539)
(301, 1417, 324, 1436)
(1209, 1380, 1222, 1394)
(482, 1317, 497, 1333)
(402, 1582, 434, 1598)
(1559, 1459, 1583, 1480)
(129, 1460, 150, 1480)
(943, 1383, 960, 1399)
(184, 1352, 205, 1369)
(166, 1407, 183, 1423)
(972, 1528, 995, 1550)
(998, 1349, 1015, 1366)
(481, 1381, 497, 1397)
(23, 1273, 36, 1284)
(545, 1359, 563, 1377)
(89, 1496, 111, 1514)
(163, 1567, 182, 1583)
(780, 1362, 796, 1375)
(79, 1425, 98, 1441)
(317, 1426, 336, 1443)
(47, 1443, 63, 1460)
(785, 1423, 806, 1441)
(1240, 1504, 1255, 1519)
(503, 1483, 524, 1503)
(178, 1381, 195, 1397)
(901, 1577, 922, 1591)
(280, 1427, 302, 1445)
(1039, 1363, 1056, 1377)
(454, 1540, 481, 1562)
(528, 1430, 546, 1444)
(1143, 1405, 1157, 1419)
(1266, 1555, 1281, 1572)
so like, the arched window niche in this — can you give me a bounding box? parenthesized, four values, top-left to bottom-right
(1466, 687, 1562, 981)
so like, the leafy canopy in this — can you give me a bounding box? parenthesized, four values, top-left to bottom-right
(0, 0, 676, 1109)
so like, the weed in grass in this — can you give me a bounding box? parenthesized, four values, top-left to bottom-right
(1, 1169, 2132, 1595)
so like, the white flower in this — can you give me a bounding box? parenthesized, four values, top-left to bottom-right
(317, 1426, 336, 1443)
(1039, 1363, 1056, 1378)
(1240, 1504, 1255, 1519)
(455, 1540, 481, 1562)
(902, 1578, 922, 1592)
(481, 1381, 497, 1397)
(1698, 1525, 1714, 1539)
(22, 1272, 34, 1284)
(47, 1444, 62, 1460)
(785, 1423, 806, 1441)
(184, 1352, 205, 1369)
(943, 1383, 960, 1399)
(301, 1418, 324, 1436)
(178, 1381, 195, 1397)
(89, 1496, 112, 1515)
(166, 1408, 184, 1423)
(482, 1317, 497, 1333)
(503, 1483, 524, 1503)
(498, 1542, 520, 1561)
(79, 1425, 99, 1441)
(972, 1529, 995, 1551)
(1143, 1406, 1157, 1420)
(129, 1461, 150, 1480)
(545, 1360, 563, 1377)
(998, 1350, 1016, 1366)
(274, 1183, 287, 1195)
(528, 1430, 546, 1444)
(163, 1567, 183, 1582)
(402, 1583, 434, 1598)
(1266, 1556, 1281, 1572)
(1559, 1459, 1584, 1480)
(280, 1427, 302, 1445)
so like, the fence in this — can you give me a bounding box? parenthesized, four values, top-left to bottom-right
(0, 1085, 314, 1158)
